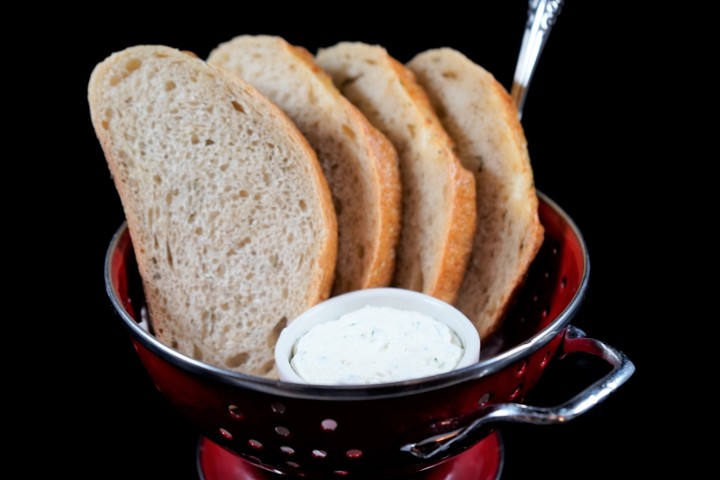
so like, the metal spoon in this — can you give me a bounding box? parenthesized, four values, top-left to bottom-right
(511, 0, 564, 119)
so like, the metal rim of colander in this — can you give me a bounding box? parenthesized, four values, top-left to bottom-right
(105, 191, 589, 401)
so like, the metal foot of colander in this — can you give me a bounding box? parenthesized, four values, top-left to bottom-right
(196, 432, 504, 480)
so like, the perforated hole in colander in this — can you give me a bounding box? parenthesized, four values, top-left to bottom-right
(227, 404, 244, 420)
(540, 349, 552, 367)
(508, 384, 523, 401)
(312, 449, 327, 459)
(321, 419, 338, 432)
(275, 426, 290, 437)
(345, 449, 363, 459)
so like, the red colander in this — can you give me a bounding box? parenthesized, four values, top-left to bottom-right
(105, 192, 634, 479)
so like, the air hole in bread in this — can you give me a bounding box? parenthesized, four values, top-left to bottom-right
(226, 352, 250, 368)
(231, 101, 246, 114)
(473, 156, 485, 173)
(194, 227, 203, 235)
(341, 123, 356, 140)
(407, 123, 416, 139)
(125, 58, 141, 72)
(268, 317, 288, 348)
(270, 253, 280, 269)
(239, 189, 249, 198)
(261, 360, 275, 376)
(193, 343, 204, 360)
(171, 339, 179, 349)
(298, 199, 307, 211)
(109, 76, 121, 86)
(364, 58, 376, 65)
(205, 139, 215, 146)
(164, 80, 176, 91)
(166, 240, 174, 269)
(340, 74, 362, 89)
(441, 70, 458, 79)
(191, 134, 200, 145)
(101, 120, 109, 130)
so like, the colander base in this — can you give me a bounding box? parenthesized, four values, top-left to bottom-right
(197, 432, 503, 479)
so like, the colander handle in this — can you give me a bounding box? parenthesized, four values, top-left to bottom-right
(400, 325, 635, 460)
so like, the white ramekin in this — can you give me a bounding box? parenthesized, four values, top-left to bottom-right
(274, 287, 481, 384)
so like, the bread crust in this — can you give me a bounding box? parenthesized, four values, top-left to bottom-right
(208, 36, 401, 295)
(408, 48, 544, 340)
(89, 45, 337, 377)
(317, 43, 476, 304)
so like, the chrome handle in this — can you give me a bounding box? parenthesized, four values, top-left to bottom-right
(511, 0, 564, 118)
(401, 326, 635, 460)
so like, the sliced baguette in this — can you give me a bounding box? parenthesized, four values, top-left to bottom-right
(316, 42, 476, 304)
(89, 45, 337, 377)
(407, 48, 544, 340)
(208, 35, 401, 295)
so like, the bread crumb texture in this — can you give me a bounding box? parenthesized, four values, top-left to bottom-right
(89, 46, 336, 377)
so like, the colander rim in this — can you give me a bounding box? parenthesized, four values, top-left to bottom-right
(104, 191, 589, 401)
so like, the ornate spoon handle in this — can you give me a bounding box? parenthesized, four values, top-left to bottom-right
(511, 0, 564, 119)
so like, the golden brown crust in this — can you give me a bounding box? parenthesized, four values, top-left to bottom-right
(386, 54, 477, 303)
(477, 80, 543, 339)
(209, 36, 401, 295)
(313, 55, 402, 294)
(89, 45, 337, 376)
(408, 47, 544, 341)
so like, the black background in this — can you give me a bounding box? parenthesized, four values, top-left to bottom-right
(44, 1, 665, 478)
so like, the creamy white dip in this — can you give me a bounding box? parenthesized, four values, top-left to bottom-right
(290, 305, 464, 384)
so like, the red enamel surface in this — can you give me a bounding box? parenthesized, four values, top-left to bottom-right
(107, 195, 586, 478)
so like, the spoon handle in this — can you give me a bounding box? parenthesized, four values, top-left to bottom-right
(511, 0, 564, 119)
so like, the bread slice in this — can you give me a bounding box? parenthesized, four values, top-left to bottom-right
(407, 48, 544, 340)
(208, 35, 401, 295)
(88, 45, 337, 377)
(316, 42, 476, 304)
